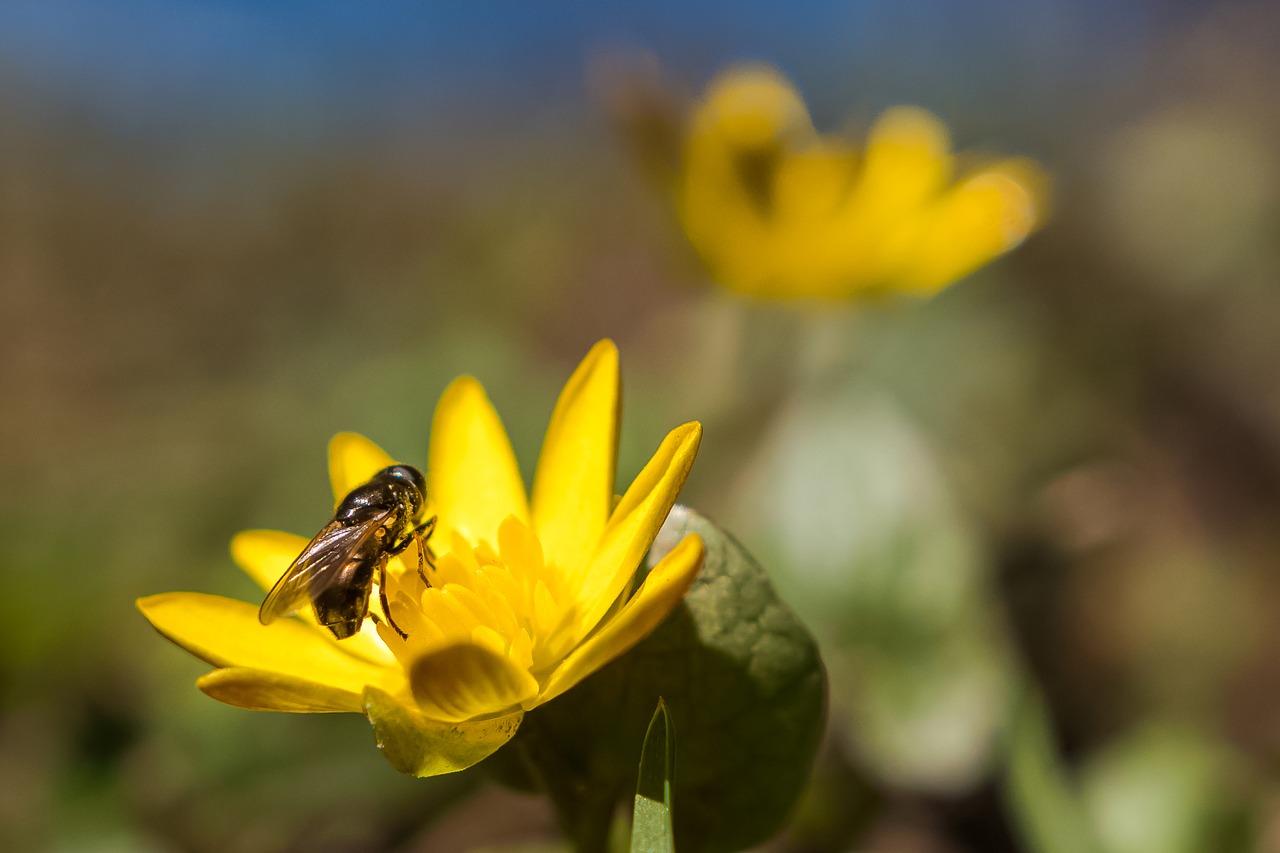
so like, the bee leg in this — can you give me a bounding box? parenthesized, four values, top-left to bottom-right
(414, 534, 431, 588)
(377, 556, 408, 640)
(414, 516, 437, 562)
(414, 515, 437, 586)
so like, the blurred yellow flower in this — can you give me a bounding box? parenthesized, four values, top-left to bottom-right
(679, 65, 1048, 300)
(138, 341, 704, 777)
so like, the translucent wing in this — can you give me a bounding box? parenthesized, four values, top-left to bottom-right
(258, 506, 396, 625)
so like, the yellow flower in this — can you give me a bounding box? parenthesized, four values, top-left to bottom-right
(679, 65, 1048, 300)
(138, 341, 704, 776)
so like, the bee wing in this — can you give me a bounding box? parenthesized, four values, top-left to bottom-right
(258, 508, 396, 626)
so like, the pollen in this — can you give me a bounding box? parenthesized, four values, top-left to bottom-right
(379, 516, 581, 681)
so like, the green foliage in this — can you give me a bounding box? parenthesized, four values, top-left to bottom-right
(506, 506, 827, 853)
(1003, 688, 1102, 853)
(1081, 722, 1255, 853)
(630, 699, 675, 853)
(732, 381, 1013, 792)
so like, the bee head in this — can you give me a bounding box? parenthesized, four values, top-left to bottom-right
(384, 464, 427, 515)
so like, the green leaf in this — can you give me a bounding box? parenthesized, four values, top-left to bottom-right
(502, 506, 827, 853)
(631, 699, 675, 853)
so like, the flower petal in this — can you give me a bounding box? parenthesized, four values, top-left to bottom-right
(567, 421, 702, 637)
(901, 159, 1048, 292)
(231, 529, 310, 591)
(329, 432, 396, 505)
(229, 530, 397, 666)
(700, 64, 811, 151)
(408, 641, 540, 723)
(428, 377, 529, 549)
(536, 533, 704, 705)
(855, 106, 951, 216)
(136, 593, 400, 694)
(197, 667, 364, 713)
(364, 686, 523, 777)
(817, 107, 951, 290)
(680, 67, 815, 298)
(531, 340, 619, 576)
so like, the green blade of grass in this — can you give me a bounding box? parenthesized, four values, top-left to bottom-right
(631, 699, 675, 853)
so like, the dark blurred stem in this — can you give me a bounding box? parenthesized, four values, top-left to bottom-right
(515, 714, 617, 853)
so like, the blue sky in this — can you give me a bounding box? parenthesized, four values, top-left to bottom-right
(0, 1, 1166, 139)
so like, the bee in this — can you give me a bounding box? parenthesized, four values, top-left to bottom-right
(259, 464, 435, 640)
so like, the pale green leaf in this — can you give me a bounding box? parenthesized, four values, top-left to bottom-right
(631, 699, 675, 853)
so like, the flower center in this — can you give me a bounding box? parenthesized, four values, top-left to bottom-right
(381, 516, 579, 678)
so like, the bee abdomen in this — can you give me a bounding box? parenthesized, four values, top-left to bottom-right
(311, 576, 372, 639)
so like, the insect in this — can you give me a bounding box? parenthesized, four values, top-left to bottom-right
(259, 464, 435, 640)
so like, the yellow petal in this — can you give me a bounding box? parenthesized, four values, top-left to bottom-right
(773, 143, 857, 223)
(231, 529, 310, 591)
(408, 642, 540, 723)
(136, 593, 400, 695)
(700, 64, 812, 151)
(680, 66, 815, 298)
(901, 159, 1048, 292)
(428, 377, 529, 549)
(228, 530, 396, 667)
(536, 533, 704, 705)
(857, 106, 951, 213)
(568, 421, 702, 636)
(364, 686, 523, 777)
(819, 106, 951, 290)
(197, 667, 364, 713)
(770, 143, 865, 297)
(531, 340, 619, 576)
(329, 432, 396, 505)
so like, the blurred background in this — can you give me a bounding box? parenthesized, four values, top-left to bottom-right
(3, 1, 1280, 850)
